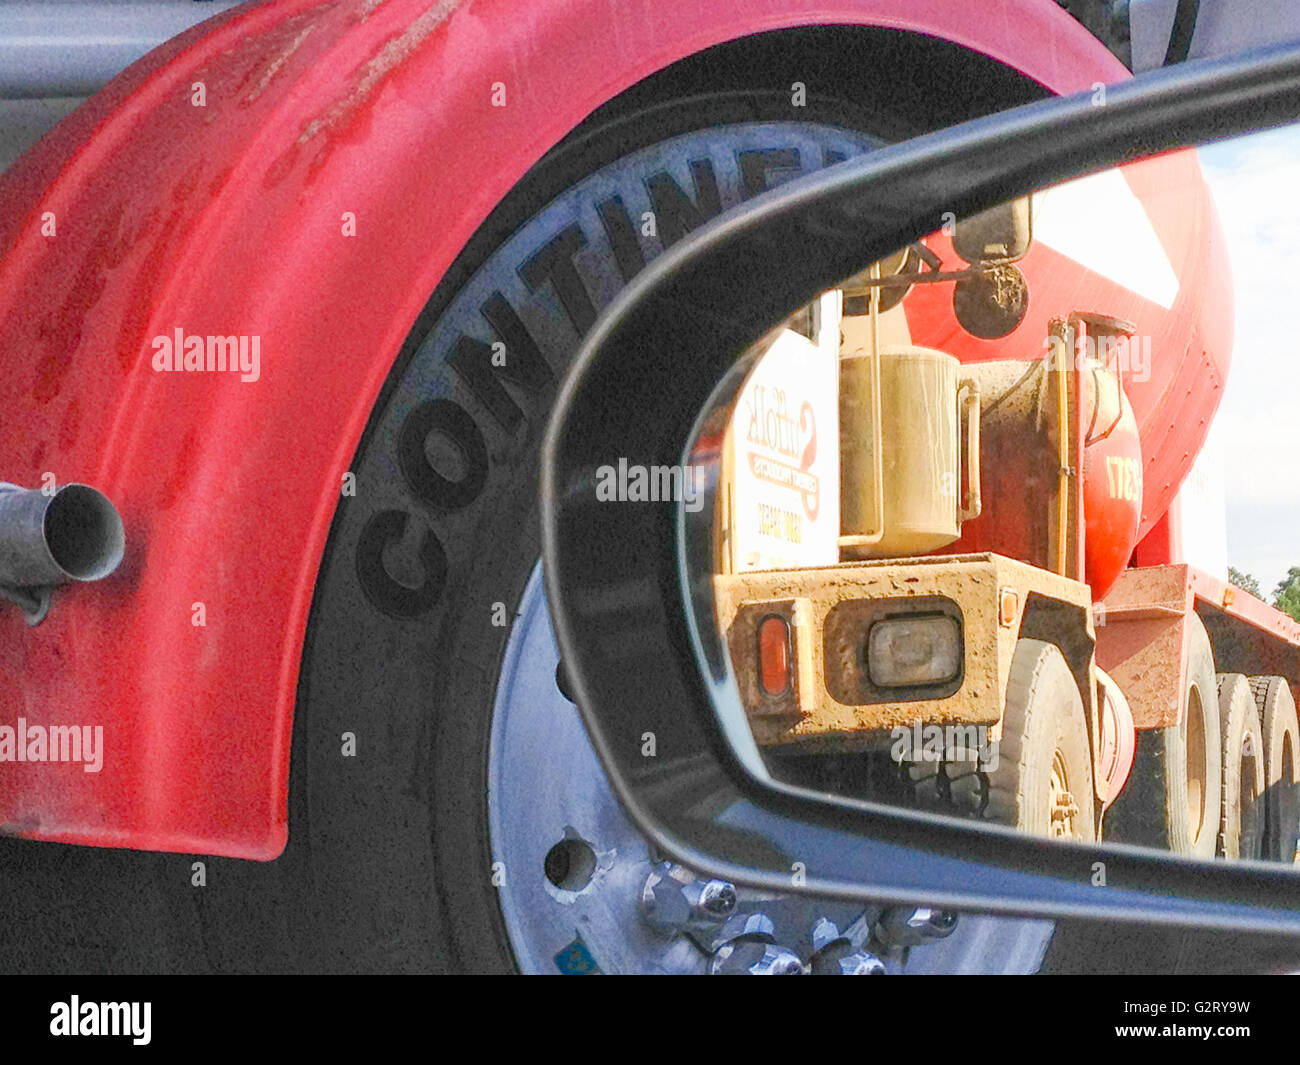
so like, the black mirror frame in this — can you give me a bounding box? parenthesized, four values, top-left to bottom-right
(541, 40, 1300, 934)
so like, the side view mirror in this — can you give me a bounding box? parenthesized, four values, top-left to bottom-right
(952, 196, 1032, 264)
(541, 41, 1300, 935)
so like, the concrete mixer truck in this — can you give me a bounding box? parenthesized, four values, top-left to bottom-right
(713, 149, 1300, 862)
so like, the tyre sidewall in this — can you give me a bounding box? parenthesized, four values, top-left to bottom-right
(1256, 676, 1300, 862)
(1106, 616, 1220, 857)
(289, 98, 917, 973)
(1218, 675, 1265, 860)
(990, 639, 1095, 841)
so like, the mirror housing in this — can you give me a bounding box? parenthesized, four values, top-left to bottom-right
(953, 197, 1032, 263)
(541, 41, 1300, 935)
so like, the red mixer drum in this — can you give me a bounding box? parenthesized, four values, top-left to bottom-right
(1081, 364, 1144, 599)
(905, 148, 1233, 555)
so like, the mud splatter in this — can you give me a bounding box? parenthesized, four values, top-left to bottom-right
(245, 23, 316, 103)
(298, 0, 460, 144)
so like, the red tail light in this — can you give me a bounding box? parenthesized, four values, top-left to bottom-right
(758, 615, 791, 695)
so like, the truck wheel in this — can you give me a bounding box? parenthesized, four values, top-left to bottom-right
(1218, 674, 1266, 860)
(985, 639, 1095, 840)
(1105, 614, 1220, 857)
(1252, 676, 1300, 862)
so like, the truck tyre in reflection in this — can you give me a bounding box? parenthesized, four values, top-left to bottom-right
(1253, 675, 1300, 862)
(1218, 674, 1265, 860)
(1106, 614, 1220, 857)
(986, 639, 1096, 841)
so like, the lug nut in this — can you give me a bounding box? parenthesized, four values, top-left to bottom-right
(710, 940, 804, 975)
(833, 950, 887, 975)
(707, 911, 776, 953)
(810, 917, 842, 955)
(751, 945, 805, 975)
(691, 878, 738, 924)
(873, 907, 959, 948)
(640, 863, 737, 937)
(809, 921, 889, 975)
(816, 951, 889, 972)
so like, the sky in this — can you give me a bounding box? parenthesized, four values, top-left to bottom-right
(1198, 126, 1300, 596)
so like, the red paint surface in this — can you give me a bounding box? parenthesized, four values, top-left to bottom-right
(1081, 385, 1145, 598)
(0, 0, 1128, 857)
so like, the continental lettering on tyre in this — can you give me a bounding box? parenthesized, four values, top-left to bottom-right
(356, 508, 449, 618)
(398, 399, 489, 510)
(519, 222, 600, 335)
(644, 160, 723, 247)
(738, 148, 802, 198)
(594, 160, 724, 283)
(447, 292, 555, 432)
(353, 129, 876, 618)
(596, 195, 647, 282)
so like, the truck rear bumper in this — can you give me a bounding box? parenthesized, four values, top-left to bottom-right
(713, 552, 1093, 750)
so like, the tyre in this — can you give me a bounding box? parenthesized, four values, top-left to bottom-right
(1218, 674, 1266, 860)
(985, 639, 1096, 841)
(1105, 613, 1221, 857)
(1252, 675, 1300, 863)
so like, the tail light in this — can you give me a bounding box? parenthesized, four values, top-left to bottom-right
(758, 615, 791, 695)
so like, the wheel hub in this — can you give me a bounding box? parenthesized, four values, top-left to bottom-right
(487, 565, 1056, 974)
(1050, 750, 1080, 837)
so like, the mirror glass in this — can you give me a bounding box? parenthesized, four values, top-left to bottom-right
(692, 123, 1300, 866)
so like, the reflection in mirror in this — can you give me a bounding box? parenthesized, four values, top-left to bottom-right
(698, 125, 1300, 867)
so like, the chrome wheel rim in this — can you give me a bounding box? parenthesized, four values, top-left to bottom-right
(487, 565, 1056, 974)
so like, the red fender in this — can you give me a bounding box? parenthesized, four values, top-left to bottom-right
(0, 0, 1127, 858)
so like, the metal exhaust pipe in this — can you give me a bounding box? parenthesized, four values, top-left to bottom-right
(0, 482, 125, 623)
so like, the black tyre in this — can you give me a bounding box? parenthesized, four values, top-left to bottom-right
(1252, 675, 1300, 863)
(985, 639, 1096, 840)
(1218, 674, 1265, 860)
(1106, 613, 1221, 857)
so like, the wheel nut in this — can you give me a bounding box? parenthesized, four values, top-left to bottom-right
(640, 863, 737, 936)
(835, 950, 887, 975)
(810, 931, 888, 975)
(689, 878, 738, 925)
(874, 907, 959, 948)
(707, 911, 776, 953)
(711, 940, 804, 975)
(810, 917, 842, 954)
(752, 945, 805, 975)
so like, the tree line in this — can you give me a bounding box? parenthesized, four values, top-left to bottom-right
(1228, 566, 1300, 622)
